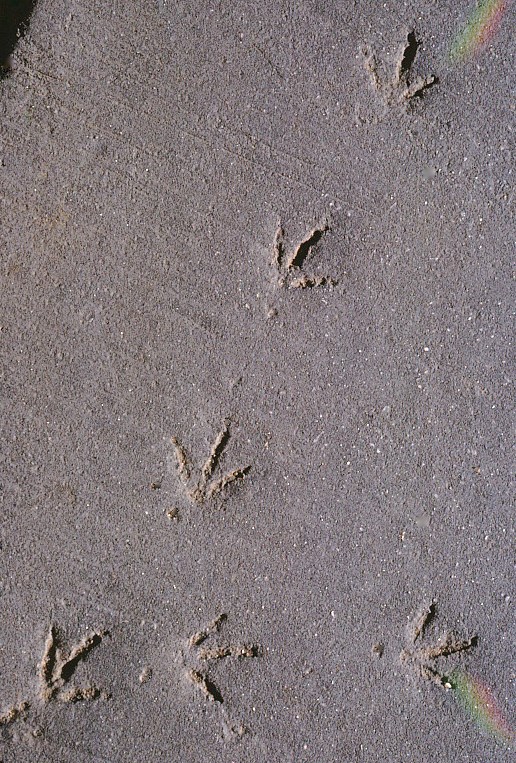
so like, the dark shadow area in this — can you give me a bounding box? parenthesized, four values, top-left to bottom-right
(287, 224, 329, 271)
(204, 676, 224, 703)
(398, 30, 419, 80)
(59, 632, 105, 682)
(0, 0, 38, 76)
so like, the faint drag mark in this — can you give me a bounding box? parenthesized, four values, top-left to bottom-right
(362, 30, 438, 111)
(272, 220, 337, 289)
(0, 0, 38, 77)
(168, 418, 251, 509)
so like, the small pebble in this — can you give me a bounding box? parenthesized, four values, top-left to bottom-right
(139, 666, 153, 684)
(372, 643, 384, 658)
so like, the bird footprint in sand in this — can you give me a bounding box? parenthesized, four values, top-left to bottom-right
(272, 221, 337, 289)
(400, 602, 477, 688)
(363, 30, 437, 108)
(169, 419, 251, 507)
(0, 623, 109, 738)
(38, 624, 110, 703)
(186, 613, 259, 704)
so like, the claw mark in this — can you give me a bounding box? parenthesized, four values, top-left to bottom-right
(198, 422, 231, 493)
(189, 613, 228, 648)
(0, 701, 30, 726)
(207, 466, 252, 499)
(186, 615, 259, 704)
(38, 625, 109, 703)
(363, 29, 437, 109)
(272, 221, 336, 289)
(170, 420, 250, 506)
(401, 603, 477, 689)
(59, 686, 105, 703)
(289, 275, 336, 289)
(419, 662, 449, 687)
(402, 75, 437, 101)
(420, 634, 477, 661)
(363, 50, 381, 91)
(273, 224, 285, 270)
(188, 669, 224, 703)
(170, 437, 190, 483)
(410, 600, 435, 643)
(198, 644, 259, 661)
(39, 625, 58, 693)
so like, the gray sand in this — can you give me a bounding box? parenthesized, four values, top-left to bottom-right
(0, 1, 514, 760)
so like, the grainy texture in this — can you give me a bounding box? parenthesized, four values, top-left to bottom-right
(0, 0, 514, 761)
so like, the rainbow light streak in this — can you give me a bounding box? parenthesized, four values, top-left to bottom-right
(450, 0, 510, 62)
(451, 670, 515, 747)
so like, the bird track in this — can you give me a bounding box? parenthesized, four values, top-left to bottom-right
(363, 30, 438, 110)
(272, 221, 337, 289)
(400, 602, 477, 688)
(0, 623, 109, 738)
(169, 419, 251, 509)
(186, 613, 259, 705)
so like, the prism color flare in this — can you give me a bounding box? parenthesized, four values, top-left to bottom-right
(450, 0, 510, 62)
(451, 670, 515, 747)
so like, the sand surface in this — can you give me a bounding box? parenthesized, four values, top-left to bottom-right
(0, 1, 514, 761)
